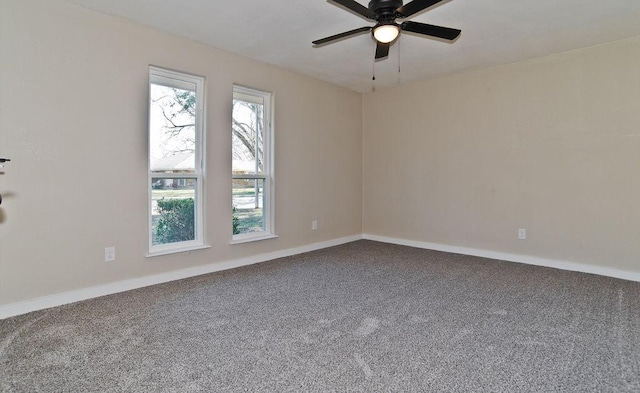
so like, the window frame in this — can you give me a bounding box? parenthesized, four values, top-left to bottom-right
(231, 85, 277, 244)
(147, 66, 209, 257)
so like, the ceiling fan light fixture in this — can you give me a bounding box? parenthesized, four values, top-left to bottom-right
(373, 24, 400, 43)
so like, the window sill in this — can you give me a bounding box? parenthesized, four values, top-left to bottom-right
(229, 233, 279, 245)
(146, 244, 212, 258)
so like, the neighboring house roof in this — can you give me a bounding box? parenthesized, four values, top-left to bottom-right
(232, 159, 257, 173)
(151, 152, 194, 172)
(151, 153, 257, 173)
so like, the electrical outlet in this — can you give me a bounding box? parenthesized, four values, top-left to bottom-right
(312, 220, 318, 231)
(105, 246, 116, 262)
(518, 228, 526, 240)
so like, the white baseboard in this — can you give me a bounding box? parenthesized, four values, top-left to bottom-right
(0, 235, 362, 319)
(4, 233, 637, 319)
(363, 234, 640, 283)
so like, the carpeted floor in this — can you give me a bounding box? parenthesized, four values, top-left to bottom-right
(1, 240, 639, 392)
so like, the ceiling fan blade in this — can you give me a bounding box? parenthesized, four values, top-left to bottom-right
(396, 0, 446, 18)
(401, 21, 461, 40)
(375, 42, 390, 59)
(331, 0, 376, 19)
(313, 26, 372, 45)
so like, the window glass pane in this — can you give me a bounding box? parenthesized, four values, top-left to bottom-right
(150, 84, 196, 174)
(232, 97, 264, 175)
(151, 178, 197, 245)
(232, 178, 265, 234)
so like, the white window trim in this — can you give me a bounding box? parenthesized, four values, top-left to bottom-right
(147, 66, 208, 257)
(231, 85, 276, 243)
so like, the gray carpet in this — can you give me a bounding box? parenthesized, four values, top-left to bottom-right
(1, 240, 639, 392)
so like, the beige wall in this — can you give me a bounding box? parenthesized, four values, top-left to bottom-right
(363, 37, 640, 273)
(0, 0, 362, 305)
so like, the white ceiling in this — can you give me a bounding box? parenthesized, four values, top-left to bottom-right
(66, 0, 640, 93)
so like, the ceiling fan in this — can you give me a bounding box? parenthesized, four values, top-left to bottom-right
(313, 0, 461, 59)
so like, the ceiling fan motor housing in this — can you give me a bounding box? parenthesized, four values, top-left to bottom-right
(368, 0, 403, 20)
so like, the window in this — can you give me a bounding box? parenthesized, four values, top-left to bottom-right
(148, 66, 207, 255)
(232, 86, 275, 243)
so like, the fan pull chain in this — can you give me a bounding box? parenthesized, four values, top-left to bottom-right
(396, 38, 402, 86)
(372, 47, 376, 81)
(398, 39, 401, 74)
(371, 45, 377, 92)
